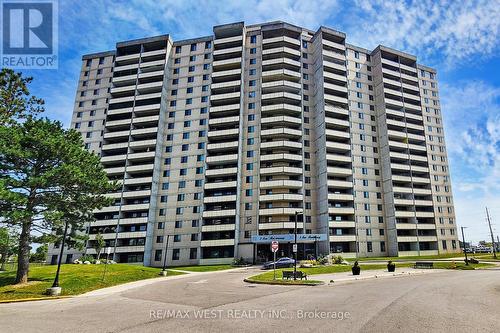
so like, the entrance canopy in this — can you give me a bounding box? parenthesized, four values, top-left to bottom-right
(251, 234, 327, 244)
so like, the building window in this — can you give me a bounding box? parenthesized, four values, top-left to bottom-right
(154, 250, 162, 261)
(190, 248, 197, 259)
(172, 249, 180, 260)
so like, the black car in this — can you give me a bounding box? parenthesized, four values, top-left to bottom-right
(261, 257, 295, 270)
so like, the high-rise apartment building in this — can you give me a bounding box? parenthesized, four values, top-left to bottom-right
(48, 21, 459, 266)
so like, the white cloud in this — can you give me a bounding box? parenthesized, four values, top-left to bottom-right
(439, 81, 500, 241)
(346, 0, 500, 65)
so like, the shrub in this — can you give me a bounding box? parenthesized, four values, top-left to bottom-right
(317, 255, 329, 265)
(78, 254, 95, 264)
(332, 255, 344, 264)
(232, 257, 248, 266)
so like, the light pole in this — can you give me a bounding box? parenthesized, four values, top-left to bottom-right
(293, 211, 302, 280)
(461, 226, 468, 265)
(47, 219, 69, 296)
(160, 234, 170, 276)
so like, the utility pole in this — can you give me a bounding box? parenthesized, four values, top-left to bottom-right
(461, 226, 468, 265)
(486, 207, 497, 259)
(160, 235, 170, 276)
(293, 211, 298, 280)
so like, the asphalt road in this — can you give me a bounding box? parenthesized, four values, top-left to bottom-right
(0, 267, 499, 333)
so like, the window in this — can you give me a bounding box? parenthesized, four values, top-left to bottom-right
(156, 236, 164, 243)
(205, 41, 211, 49)
(367, 242, 373, 252)
(172, 249, 180, 260)
(249, 69, 256, 75)
(175, 46, 182, 53)
(190, 43, 197, 51)
(190, 248, 198, 259)
(154, 250, 162, 261)
(250, 48, 256, 54)
(250, 35, 257, 43)
(250, 58, 256, 65)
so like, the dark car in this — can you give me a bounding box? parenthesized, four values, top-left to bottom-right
(261, 257, 295, 270)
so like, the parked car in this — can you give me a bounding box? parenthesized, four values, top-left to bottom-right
(475, 247, 492, 253)
(261, 257, 295, 270)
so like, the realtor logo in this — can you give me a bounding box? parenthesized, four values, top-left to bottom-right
(1, 0, 58, 68)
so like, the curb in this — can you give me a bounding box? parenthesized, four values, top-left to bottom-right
(243, 278, 324, 286)
(0, 296, 73, 304)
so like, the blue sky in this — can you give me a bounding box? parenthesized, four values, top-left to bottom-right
(21, 0, 500, 243)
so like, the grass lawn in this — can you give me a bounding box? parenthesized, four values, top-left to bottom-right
(431, 262, 495, 270)
(0, 264, 184, 301)
(169, 264, 233, 272)
(246, 261, 496, 284)
(355, 253, 463, 261)
(247, 263, 411, 283)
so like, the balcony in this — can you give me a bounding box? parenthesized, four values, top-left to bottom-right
(200, 239, 235, 247)
(206, 154, 238, 164)
(329, 235, 356, 242)
(328, 193, 354, 201)
(259, 180, 302, 189)
(201, 224, 236, 232)
(202, 209, 236, 218)
(260, 166, 303, 175)
(259, 208, 302, 216)
(258, 222, 304, 230)
(203, 195, 237, 203)
(327, 180, 352, 188)
(260, 153, 302, 162)
(259, 193, 303, 202)
(204, 181, 237, 189)
(328, 207, 355, 215)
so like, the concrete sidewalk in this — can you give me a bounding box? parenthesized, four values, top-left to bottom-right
(312, 268, 446, 284)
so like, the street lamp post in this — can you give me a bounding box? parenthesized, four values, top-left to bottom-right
(461, 226, 468, 265)
(47, 219, 69, 296)
(293, 211, 303, 280)
(160, 234, 170, 276)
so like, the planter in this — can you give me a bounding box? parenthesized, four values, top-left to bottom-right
(387, 264, 396, 272)
(352, 266, 361, 275)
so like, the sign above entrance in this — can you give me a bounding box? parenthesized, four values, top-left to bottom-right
(251, 234, 327, 244)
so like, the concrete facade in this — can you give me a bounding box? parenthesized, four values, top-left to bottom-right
(48, 21, 460, 266)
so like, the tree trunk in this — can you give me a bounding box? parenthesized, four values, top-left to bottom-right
(15, 221, 31, 284)
(0, 251, 7, 271)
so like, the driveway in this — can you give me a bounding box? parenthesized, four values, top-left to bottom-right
(0, 267, 499, 332)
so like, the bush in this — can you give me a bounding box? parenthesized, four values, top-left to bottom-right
(78, 254, 95, 264)
(317, 255, 329, 265)
(232, 257, 248, 266)
(299, 260, 317, 267)
(332, 255, 344, 264)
